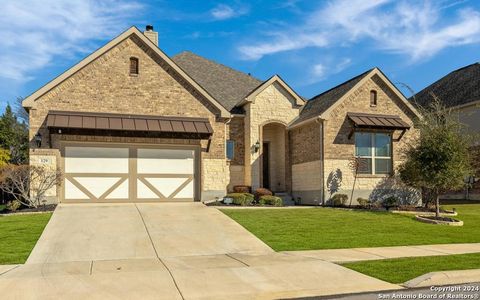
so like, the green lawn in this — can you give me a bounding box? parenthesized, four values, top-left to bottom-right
(343, 253, 480, 283)
(0, 213, 52, 264)
(221, 204, 480, 251)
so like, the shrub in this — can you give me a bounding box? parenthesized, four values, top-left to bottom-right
(357, 197, 369, 208)
(233, 185, 251, 193)
(254, 188, 272, 200)
(225, 193, 254, 206)
(0, 164, 62, 208)
(243, 193, 254, 203)
(382, 196, 399, 210)
(6, 200, 21, 212)
(258, 195, 283, 206)
(330, 194, 348, 206)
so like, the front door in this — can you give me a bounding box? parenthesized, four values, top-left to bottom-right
(262, 142, 270, 189)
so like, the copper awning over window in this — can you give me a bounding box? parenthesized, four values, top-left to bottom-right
(46, 111, 213, 137)
(347, 112, 410, 140)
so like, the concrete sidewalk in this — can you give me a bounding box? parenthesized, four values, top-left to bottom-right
(0, 254, 400, 299)
(0, 203, 403, 299)
(284, 243, 480, 263)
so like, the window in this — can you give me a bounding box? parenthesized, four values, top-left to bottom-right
(370, 90, 377, 106)
(226, 140, 235, 160)
(130, 57, 139, 75)
(355, 132, 391, 175)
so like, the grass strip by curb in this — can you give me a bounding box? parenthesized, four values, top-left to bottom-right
(342, 252, 480, 284)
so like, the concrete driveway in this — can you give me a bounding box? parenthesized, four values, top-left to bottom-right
(26, 203, 272, 263)
(0, 203, 400, 299)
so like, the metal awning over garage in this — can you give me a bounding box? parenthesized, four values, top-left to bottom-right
(347, 112, 410, 140)
(46, 111, 213, 139)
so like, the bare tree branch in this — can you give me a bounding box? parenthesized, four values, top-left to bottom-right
(0, 165, 62, 208)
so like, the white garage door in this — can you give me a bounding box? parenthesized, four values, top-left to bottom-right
(64, 146, 196, 202)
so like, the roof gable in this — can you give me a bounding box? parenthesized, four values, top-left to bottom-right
(241, 75, 305, 107)
(290, 68, 421, 128)
(22, 27, 230, 118)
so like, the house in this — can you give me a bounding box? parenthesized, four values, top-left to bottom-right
(22, 26, 420, 205)
(414, 62, 480, 200)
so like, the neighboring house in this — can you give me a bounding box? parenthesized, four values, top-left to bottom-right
(414, 62, 480, 200)
(22, 26, 420, 205)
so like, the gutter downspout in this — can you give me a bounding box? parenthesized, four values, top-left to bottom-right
(318, 118, 325, 206)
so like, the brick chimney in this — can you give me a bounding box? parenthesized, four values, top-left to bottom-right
(143, 25, 158, 46)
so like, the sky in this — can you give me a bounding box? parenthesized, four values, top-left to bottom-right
(0, 0, 479, 113)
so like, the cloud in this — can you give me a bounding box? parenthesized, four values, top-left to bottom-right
(210, 4, 249, 20)
(0, 0, 142, 81)
(312, 64, 326, 78)
(310, 57, 352, 82)
(238, 0, 480, 61)
(239, 33, 328, 60)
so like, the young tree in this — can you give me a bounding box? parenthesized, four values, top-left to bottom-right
(0, 165, 62, 208)
(398, 97, 473, 218)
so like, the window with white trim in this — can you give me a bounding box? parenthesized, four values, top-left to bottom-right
(355, 132, 392, 175)
(226, 140, 235, 160)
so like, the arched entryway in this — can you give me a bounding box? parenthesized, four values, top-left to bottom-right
(261, 122, 287, 192)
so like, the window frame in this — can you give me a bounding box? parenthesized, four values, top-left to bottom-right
(370, 90, 377, 107)
(129, 57, 139, 75)
(226, 140, 235, 161)
(354, 131, 392, 175)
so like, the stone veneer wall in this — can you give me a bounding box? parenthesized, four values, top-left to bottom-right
(323, 75, 419, 204)
(289, 121, 323, 204)
(263, 123, 286, 192)
(244, 82, 300, 190)
(28, 35, 228, 202)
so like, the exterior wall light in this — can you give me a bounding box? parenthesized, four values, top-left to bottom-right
(254, 141, 260, 153)
(34, 132, 42, 148)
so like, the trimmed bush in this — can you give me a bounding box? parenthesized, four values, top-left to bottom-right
(330, 194, 348, 206)
(382, 196, 399, 210)
(357, 197, 369, 208)
(225, 193, 254, 206)
(6, 200, 21, 212)
(254, 188, 273, 200)
(259, 195, 283, 206)
(243, 193, 254, 203)
(233, 185, 251, 193)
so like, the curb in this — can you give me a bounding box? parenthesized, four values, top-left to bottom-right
(404, 269, 480, 288)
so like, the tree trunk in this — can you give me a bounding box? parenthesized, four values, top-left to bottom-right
(349, 174, 357, 207)
(435, 193, 440, 219)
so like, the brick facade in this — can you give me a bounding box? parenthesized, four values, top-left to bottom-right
(227, 116, 245, 165)
(322, 75, 419, 204)
(290, 121, 321, 165)
(29, 35, 228, 202)
(25, 30, 419, 205)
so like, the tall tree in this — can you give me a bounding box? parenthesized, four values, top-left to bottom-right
(0, 104, 28, 164)
(14, 97, 29, 124)
(399, 97, 473, 218)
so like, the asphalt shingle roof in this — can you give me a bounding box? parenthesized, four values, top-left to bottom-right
(172, 51, 263, 112)
(413, 62, 480, 108)
(293, 69, 373, 125)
